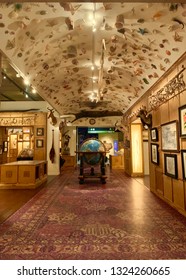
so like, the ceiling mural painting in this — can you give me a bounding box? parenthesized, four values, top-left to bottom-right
(0, 2, 186, 119)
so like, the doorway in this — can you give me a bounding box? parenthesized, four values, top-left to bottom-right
(131, 119, 150, 188)
(76, 126, 123, 165)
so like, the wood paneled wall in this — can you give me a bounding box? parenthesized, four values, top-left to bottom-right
(124, 52, 186, 216)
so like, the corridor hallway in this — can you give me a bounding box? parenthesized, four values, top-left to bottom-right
(0, 168, 186, 260)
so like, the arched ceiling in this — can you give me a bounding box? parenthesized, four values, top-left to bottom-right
(0, 2, 186, 119)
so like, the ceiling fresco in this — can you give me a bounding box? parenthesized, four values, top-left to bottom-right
(0, 2, 186, 119)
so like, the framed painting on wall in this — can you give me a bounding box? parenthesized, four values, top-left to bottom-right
(150, 127, 158, 141)
(164, 154, 178, 179)
(161, 121, 179, 152)
(179, 104, 186, 137)
(36, 139, 44, 148)
(37, 128, 44, 136)
(151, 143, 159, 165)
(181, 150, 186, 180)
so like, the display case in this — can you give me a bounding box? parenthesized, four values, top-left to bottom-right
(0, 160, 47, 189)
(0, 112, 47, 163)
(7, 127, 34, 162)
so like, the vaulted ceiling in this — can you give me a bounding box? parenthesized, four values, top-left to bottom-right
(0, 2, 186, 119)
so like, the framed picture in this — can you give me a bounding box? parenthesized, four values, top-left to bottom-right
(151, 143, 159, 165)
(150, 127, 158, 141)
(36, 139, 44, 148)
(164, 154, 178, 179)
(179, 104, 186, 137)
(10, 134, 17, 149)
(37, 128, 44, 136)
(161, 121, 179, 152)
(181, 150, 186, 180)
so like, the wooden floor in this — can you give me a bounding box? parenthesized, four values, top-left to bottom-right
(134, 175, 150, 189)
(0, 176, 55, 224)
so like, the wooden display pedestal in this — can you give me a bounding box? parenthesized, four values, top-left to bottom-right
(61, 155, 76, 169)
(0, 160, 47, 189)
(76, 151, 107, 184)
(110, 155, 124, 169)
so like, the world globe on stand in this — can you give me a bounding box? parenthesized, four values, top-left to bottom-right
(80, 138, 106, 165)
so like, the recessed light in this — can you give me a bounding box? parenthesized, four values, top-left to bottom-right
(24, 79, 29, 85)
(32, 88, 36, 94)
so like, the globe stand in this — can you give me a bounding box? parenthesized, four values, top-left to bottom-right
(76, 151, 107, 184)
(90, 167, 95, 176)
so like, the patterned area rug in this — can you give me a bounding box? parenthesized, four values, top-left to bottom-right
(0, 169, 186, 260)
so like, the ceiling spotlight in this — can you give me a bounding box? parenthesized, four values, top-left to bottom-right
(91, 65, 95, 70)
(3, 75, 6, 79)
(25, 94, 28, 98)
(24, 78, 29, 85)
(16, 73, 20, 78)
(32, 88, 37, 94)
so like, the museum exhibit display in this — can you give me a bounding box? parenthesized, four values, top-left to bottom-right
(0, 160, 47, 189)
(17, 148, 34, 161)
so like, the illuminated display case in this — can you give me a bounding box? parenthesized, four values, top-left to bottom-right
(7, 127, 34, 162)
(131, 123, 144, 176)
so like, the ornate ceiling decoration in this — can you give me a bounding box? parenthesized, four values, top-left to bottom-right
(0, 2, 186, 118)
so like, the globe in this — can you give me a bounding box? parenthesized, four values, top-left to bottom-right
(80, 138, 106, 165)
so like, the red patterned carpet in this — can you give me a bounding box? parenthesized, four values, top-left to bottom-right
(0, 168, 186, 260)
